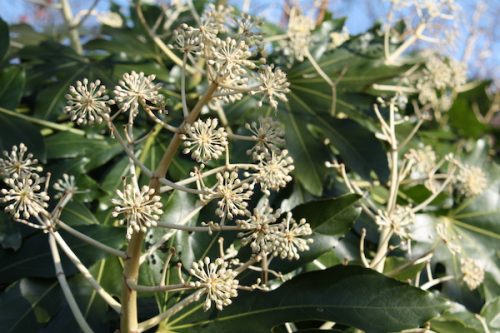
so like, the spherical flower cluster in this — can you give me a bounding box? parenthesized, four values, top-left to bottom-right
(254, 150, 294, 195)
(405, 145, 436, 175)
(1, 175, 49, 220)
(188, 257, 239, 311)
(65, 79, 114, 125)
(237, 203, 313, 260)
(181, 118, 228, 164)
(0, 143, 43, 179)
(112, 183, 163, 239)
(273, 213, 313, 260)
(460, 258, 484, 290)
(375, 205, 415, 239)
(113, 71, 164, 116)
(285, 7, 314, 61)
(455, 165, 488, 197)
(245, 117, 285, 158)
(208, 37, 255, 80)
(205, 171, 254, 220)
(236, 199, 282, 253)
(53, 174, 77, 198)
(254, 65, 290, 109)
(171, 23, 203, 55)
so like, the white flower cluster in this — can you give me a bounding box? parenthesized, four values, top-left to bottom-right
(65, 71, 165, 125)
(285, 7, 314, 61)
(112, 183, 164, 239)
(415, 54, 467, 111)
(0, 144, 76, 224)
(237, 200, 313, 260)
(188, 256, 239, 311)
(375, 205, 415, 240)
(181, 118, 228, 164)
(330, 27, 350, 49)
(169, 5, 289, 110)
(454, 164, 488, 197)
(460, 258, 484, 290)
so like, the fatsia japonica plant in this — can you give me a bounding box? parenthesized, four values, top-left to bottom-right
(0, 0, 498, 333)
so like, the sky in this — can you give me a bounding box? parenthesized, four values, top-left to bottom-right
(0, 0, 498, 83)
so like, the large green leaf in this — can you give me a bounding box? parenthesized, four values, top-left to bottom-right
(169, 265, 447, 333)
(0, 225, 126, 283)
(0, 66, 26, 109)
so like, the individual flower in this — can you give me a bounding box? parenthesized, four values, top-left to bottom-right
(188, 256, 239, 311)
(455, 165, 488, 197)
(0, 143, 43, 179)
(207, 171, 254, 220)
(285, 7, 314, 61)
(254, 65, 290, 109)
(375, 205, 415, 239)
(236, 199, 282, 254)
(65, 79, 114, 125)
(405, 145, 436, 175)
(112, 183, 163, 239)
(460, 258, 484, 290)
(254, 150, 294, 195)
(273, 212, 313, 260)
(181, 118, 228, 164)
(53, 174, 77, 198)
(0, 174, 49, 220)
(113, 71, 164, 116)
(208, 37, 254, 80)
(245, 117, 285, 158)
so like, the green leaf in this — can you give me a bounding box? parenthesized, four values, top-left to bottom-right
(169, 265, 447, 333)
(0, 225, 126, 283)
(0, 66, 26, 109)
(0, 17, 8, 62)
(481, 297, 500, 331)
(292, 193, 361, 235)
(0, 211, 21, 250)
(60, 201, 100, 226)
(0, 113, 46, 161)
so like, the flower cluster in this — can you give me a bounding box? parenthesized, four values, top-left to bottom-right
(460, 258, 484, 290)
(237, 201, 313, 260)
(375, 205, 415, 240)
(0, 143, 43, 179)
(285, 7, 314, 61)
(454, 164, 488, 197)
(112, 183, 164, 239)
(181, 118, 228, 164)
(188, 257, 239, 311)
(330, 27, 350, 49)
(65, 79, 114, 125)
(114, 71, 165, 116)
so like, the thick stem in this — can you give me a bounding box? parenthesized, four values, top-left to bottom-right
(120, 82, 218, 333)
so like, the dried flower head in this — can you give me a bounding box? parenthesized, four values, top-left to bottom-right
(237, 199, 282, 254)
(286, 7, 314, 61)
(254, 150, 294, 195)
(112, 183, 163, 239)
(65, 79, 114, 125)
(245, 117, 285, 158)
(375, 205, 415, 239)
(0, 143, 43, 179)
(254, 65, 290, 109)
(455, 165, 488, 197)
(207, 171, 254, 220)
(273, 212, 313, 260)
(1, 175, 49, 220)
(460, 258, 484, 290)
(113, 71, 164, 116)
(188, 256, 238, 311)
(181, 118, 228, 164)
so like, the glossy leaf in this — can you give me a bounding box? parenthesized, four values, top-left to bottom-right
(169, 265, 447, 333)
(0, 113, 46, 161)
(0, 66, 26, 109)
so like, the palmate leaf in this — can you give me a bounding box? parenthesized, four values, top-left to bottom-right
(282, 48, 395, 195)
(167, 265, 447, 333)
